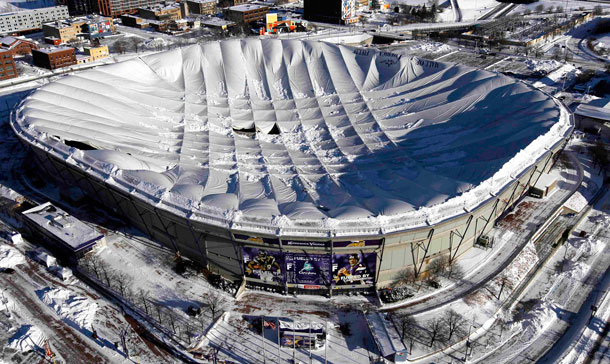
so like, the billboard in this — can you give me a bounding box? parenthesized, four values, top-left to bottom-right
(332, 252, 376, 286)
(243, 247, 284, 283)
(285, 253, 331, 285)
(341, 0, 355, 20)
(333, 239, 382, 248)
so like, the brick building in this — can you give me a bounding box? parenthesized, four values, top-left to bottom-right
(139, 3, 182, 21)
(32, 47, 76, 69)
(42, 21, 78, 44)
(0, 36, 38, 56)
(0, 48, 17, 80)
(183, 0, 217, 16)
(223, 4, 268, 24)
(96, 0, 163, 17)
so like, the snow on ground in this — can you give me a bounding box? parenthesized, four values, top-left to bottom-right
(533, 63, 578, 90)
(0, 245, 25, 268)
(437, 0, 499, 22)
(565, 191, 588, 213)
(7, 325, 46, 353)
(524, 58, 562, 74)
(36, 287, 98, 331)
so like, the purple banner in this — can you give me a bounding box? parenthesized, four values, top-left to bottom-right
(285, 253, 331, 285)
(332, 252, 376, 286)
(283, 240, 329, 248)
(242, 247, 283, 283)
(333, 239, 382, 248)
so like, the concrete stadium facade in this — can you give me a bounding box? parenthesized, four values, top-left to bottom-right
(12, 110, 571, 295)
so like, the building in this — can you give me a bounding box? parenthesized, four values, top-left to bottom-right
(0, 6, 69, 34)
(22, 202, 105, 259)
(84, 44, 109, 60)
(66, 0, 99, 16)
(217, 0, 248, 8)
(120, 14, 150, 28)
(223, 4, 268, 24)
(97, 0, 163, 17)
(32, 47, 76, 69)
(79, 15, 115, 39)
(42, 21, 78, 44)
(138, 3, 182, 21)
(574, 98, 610, 138)
(199, 16, 234, 30)
(0, 48, 17, 80)
(11, 39, 572, 296)
(304, 0, 357, 24)
(0, 36, 38, 56)
(184, 0, 217, 16)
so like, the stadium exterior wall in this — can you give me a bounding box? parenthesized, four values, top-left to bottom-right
(11, 108, 572, 295)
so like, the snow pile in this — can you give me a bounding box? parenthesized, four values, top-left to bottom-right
(8, 325, 46, 353)
(516, 301, 556, 344)
(407, 41, 453, 53)
(524, 58, 560, 74)
(0, 245, 25, 268)
(144, 38, 170, 49)
(564, 191, 588, 213)
(36, 287, 98, 330)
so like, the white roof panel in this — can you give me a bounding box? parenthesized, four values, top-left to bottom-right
(12, 39, 571, 236)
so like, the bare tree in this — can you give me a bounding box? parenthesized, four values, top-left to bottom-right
(131, 37, 144, 53)
(99, 260, 113, 288)
(115, 272, 133, 298)
(82, 253, 101, 279)
(154, 303, 165, 324)
(166, 307, 179, 334)
(442, 309, 467, 342)
(393, 313, 418, 354)
(428, 255, 449, 277)
(394, 267, 416, 286)
(203, 290, 226, 320)
(138, 289, 151, 315)
(535, 4, 545, 13)
(427, 317, 445, 347)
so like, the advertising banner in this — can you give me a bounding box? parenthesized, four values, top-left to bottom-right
(285, 253, 331, 286)
(243, 247, 284, 283)
(332, 252, 376, 286)
(333, 239, 382, 248)
(281, 333, 316, 348)
(234, 234, 279, 245)
(283, 240, 329, 248)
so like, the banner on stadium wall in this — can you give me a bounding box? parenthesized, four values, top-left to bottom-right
(285, 253, 331, 285)
(234, 234, 279, 245)
(283, 240, 329, 248)
(333, 239, 382, 248)
(332, 252, 376, 286)
(242, 247, 284, 283)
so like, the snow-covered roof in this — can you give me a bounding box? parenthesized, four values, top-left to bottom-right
(574, 98, 610, 122)
(12, 39, 571, 237)
(364, 312, 407, 359)
(227, 4, 267, 12)
(22, 202, 103, 252)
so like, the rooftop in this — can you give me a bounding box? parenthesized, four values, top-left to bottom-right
(34, 46, 73, 54)
(22, 202, 103, 252)
(227, 4, 268, 11)
(198, 16, 234, 26)
(13, 39, 571, 237)
(574, 98, 610, 122)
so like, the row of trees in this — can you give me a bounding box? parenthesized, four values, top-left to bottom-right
(81, 254, 227, 346)
(394, 254, 464, 288)
(392, 309, 471, 350)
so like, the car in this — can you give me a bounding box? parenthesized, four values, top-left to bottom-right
(0, 267, 15, 274)
(186, 305, 201, 317)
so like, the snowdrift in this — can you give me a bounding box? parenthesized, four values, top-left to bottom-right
(12, 39, 571, 235)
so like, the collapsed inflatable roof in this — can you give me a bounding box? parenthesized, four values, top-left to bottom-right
(13, 39, 571, 236)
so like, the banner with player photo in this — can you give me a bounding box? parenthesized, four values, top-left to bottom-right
(285, 253, 331, 286)
(242, 247, 284, 283)
(332, 252, 376, 286)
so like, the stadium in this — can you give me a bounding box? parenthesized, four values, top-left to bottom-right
(11, 39, 572, 295)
